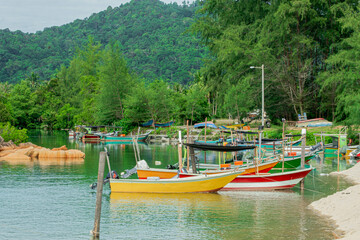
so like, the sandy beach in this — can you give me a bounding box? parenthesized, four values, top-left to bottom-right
(310, 162, 360, 239)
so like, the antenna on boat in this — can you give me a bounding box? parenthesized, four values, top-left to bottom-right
(104, 147, 112, 179)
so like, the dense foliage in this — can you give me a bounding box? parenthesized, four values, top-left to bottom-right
(0, 122, 28, 144)
(0, 0, 207, 85)
(192, 0, 360, 124)
(0, 0, 359, 132)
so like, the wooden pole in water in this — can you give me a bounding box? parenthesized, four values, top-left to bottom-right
(104, 147, 112, 179)
(300, 129, 306, 190)
(204, 117, 207, 164)
(186, 120, 190, 171)
(189, 146, 197, 173)
(91, 152, 106, 238)
(282, 119, 285, 173)
(337, 134, 340, 172)
(178, 131, 183, 171)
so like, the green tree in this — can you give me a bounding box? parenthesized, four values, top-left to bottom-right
(96, 43, 135, 124)
(317, 4, 360, 125)
(124, 80, 151, 124)
(185, 82, 209, 124)
(8, 80, 38, 128)
(147, 80, 175, 124)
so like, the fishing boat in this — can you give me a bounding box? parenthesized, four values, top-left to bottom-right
(140, 120, 175, 128)
(155, 121, 175, 128)
(68, 130, 75, 138)
(219, 124, 244, 130)
(109, 170, 243, 193)
(220, 167, 314, 191)
(102, 131, 151, 142)
(270, 153, 315, 170)
(136, 160, 279, 179)
(283, 143, 323, 156)
(194, 121, 218, 129)
(82, 134, 101, 141)
(296, 118, 332, 127)
(314, 133, 347, 154)
(140, 120, 154, 127)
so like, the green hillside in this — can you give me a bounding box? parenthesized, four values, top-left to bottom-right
(0, 0, 207, 84)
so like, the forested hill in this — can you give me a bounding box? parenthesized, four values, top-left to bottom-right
(0, 0, 207, 84)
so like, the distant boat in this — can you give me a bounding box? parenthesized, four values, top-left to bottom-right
(194, 121, 217, 129)
(155, 121, 175, 128)
(296, 118, 332, 127)
(109, 170, 242, 193)
(68, 130, 75, 138)
(140, 120, 154, 127)
(140, 120, 175, 128)
(219, 124, 244, 130)
(82, 134, 101, 141)
(102, 131, 151, 142)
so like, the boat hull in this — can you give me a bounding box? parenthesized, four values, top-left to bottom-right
(102, 133, 150, 142)
(221, 168, 313, 191)
(110, 171, 241, 193)
(272, 154, 314, 170)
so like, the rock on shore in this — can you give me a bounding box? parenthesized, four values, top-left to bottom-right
(0, 141, 85, 161)
(309, 162, 360, 240)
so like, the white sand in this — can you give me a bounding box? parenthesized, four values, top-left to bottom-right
(310, 162, 360, 240)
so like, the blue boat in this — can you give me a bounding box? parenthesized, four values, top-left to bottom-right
(155, 121, 175, 128)
(140, 120, 154, 127)
(194, 121, 217, 129)
(140, 120, 175, 128)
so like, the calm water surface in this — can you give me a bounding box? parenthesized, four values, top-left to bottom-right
(0, 130, 355, 239)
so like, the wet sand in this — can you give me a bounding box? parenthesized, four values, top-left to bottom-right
(310, 162, 360, 240)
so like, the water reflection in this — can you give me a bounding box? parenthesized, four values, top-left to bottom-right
(0, 130, 355, 240)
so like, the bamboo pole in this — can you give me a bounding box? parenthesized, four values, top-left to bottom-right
(204, 117, 207, 164)
(282, 119, 285, 173)
(91, 152, 106, 238)
(104, 147, 112, 179)
(178, 131, 183, 171)
(337, 134, 340, 172)
(186, 120, 190, 171)
(131, 134, 139, 167)
(189, 147, 197, 173)
(300, 129, 306, 190)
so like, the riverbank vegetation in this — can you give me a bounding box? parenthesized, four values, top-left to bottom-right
(0, 0, 359, 136)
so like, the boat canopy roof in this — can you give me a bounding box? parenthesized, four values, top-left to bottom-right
(184, 143, 255, 152)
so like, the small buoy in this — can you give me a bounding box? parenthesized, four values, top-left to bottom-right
(155, 161, 161, 165)
(319, 173, 329, 176)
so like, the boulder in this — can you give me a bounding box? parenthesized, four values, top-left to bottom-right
(0, 152, 31, 161)
(0, 141, 85, 161)
(18, 142, 39, 149)
(51, 145, 68, 151)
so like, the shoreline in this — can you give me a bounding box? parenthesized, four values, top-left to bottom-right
(309, 162, 360, 240)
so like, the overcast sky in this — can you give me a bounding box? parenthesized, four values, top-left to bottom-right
(0, 0, 188, 33)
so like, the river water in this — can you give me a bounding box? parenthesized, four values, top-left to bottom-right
(0, 130, 355, 239)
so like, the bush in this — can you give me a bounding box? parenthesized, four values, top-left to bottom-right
(0, 122, 28, 144)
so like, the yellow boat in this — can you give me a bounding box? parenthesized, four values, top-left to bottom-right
(136, 160, 278, 179)
(224, 124, 244, 130)
(109, 170, 242, 193)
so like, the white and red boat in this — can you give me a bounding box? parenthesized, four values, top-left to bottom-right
(220, 167, 314, 191)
